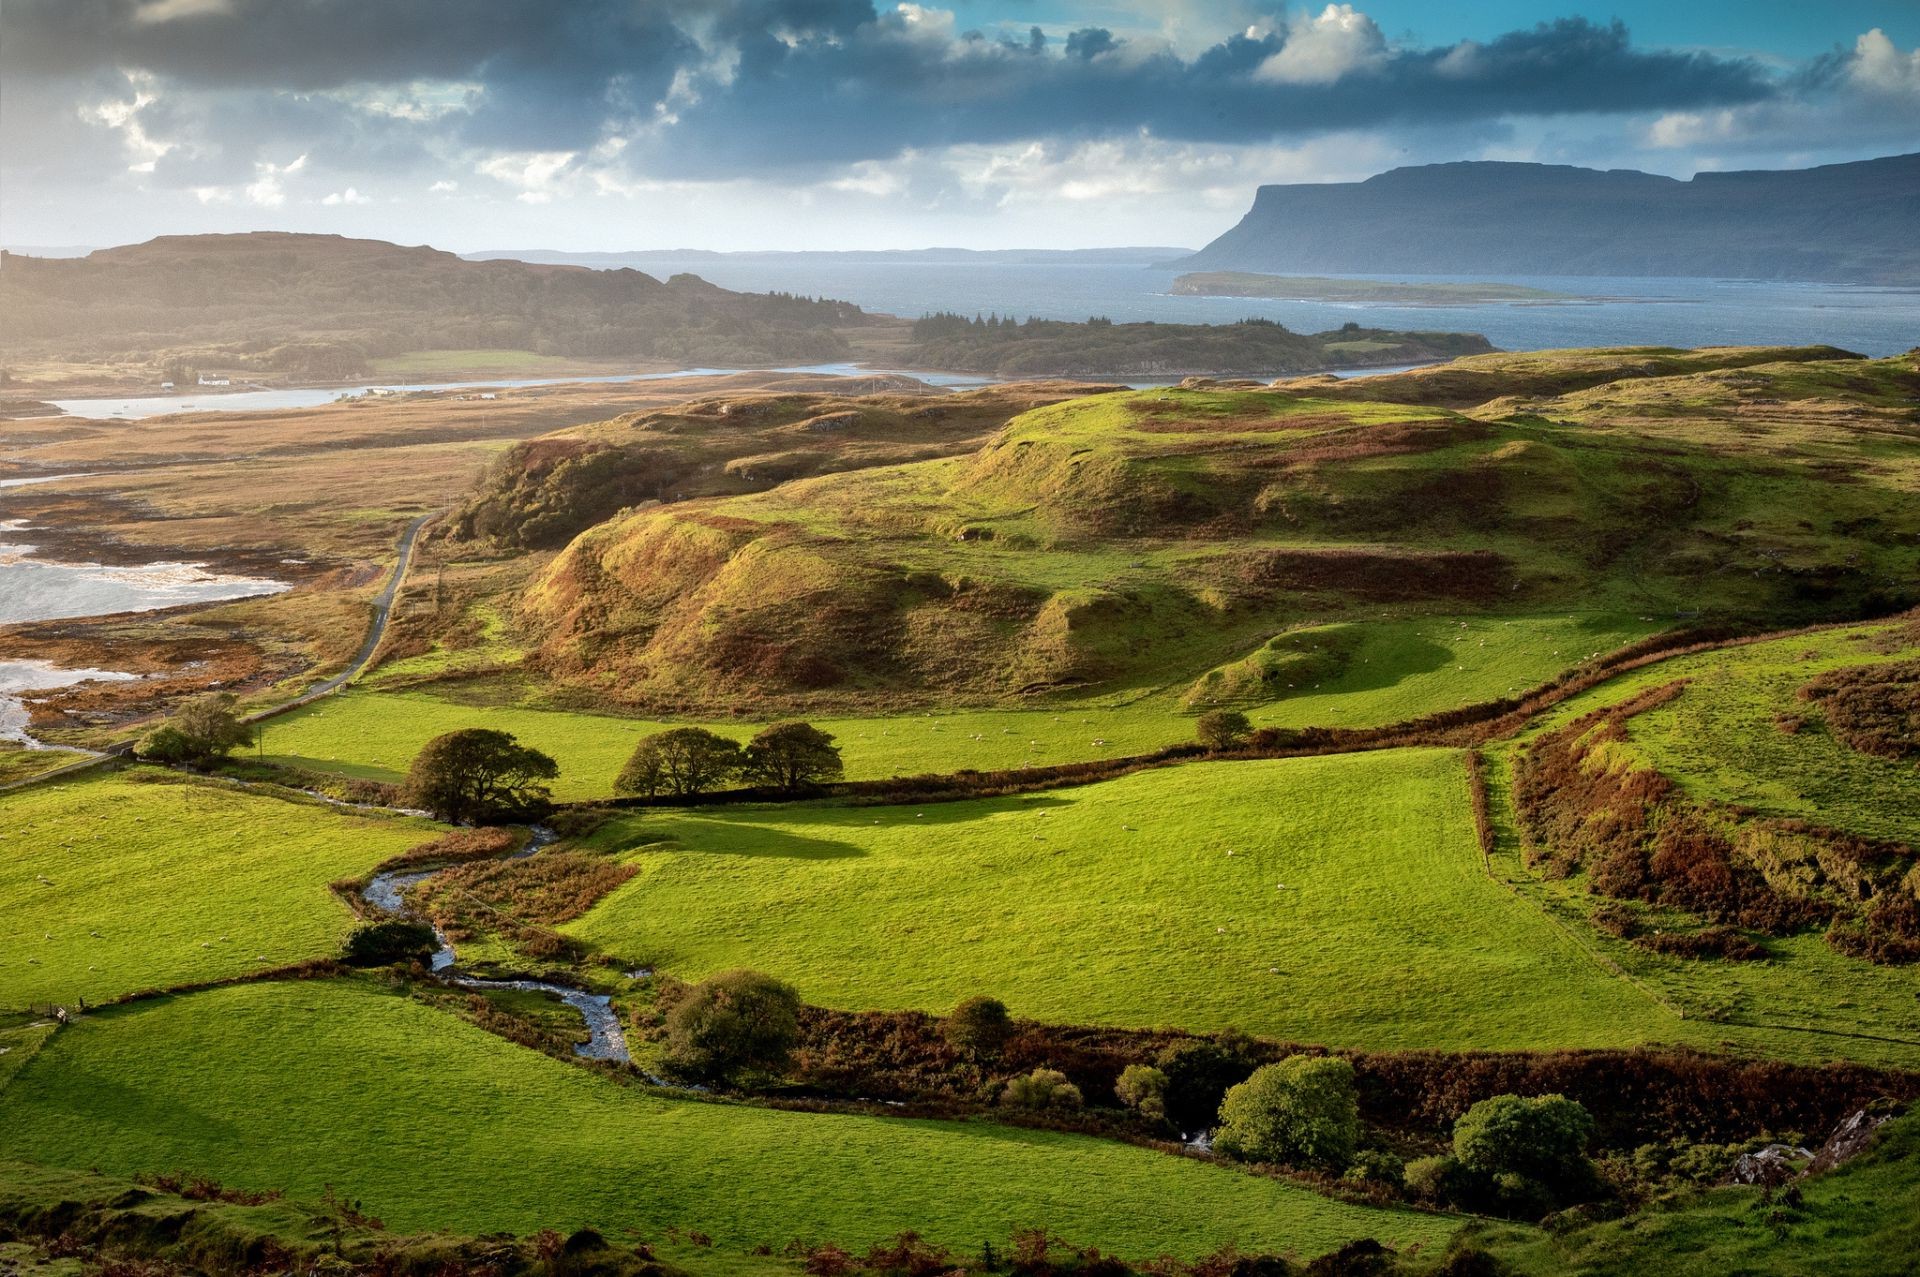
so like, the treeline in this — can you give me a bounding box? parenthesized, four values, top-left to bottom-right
(0, 236, 865, 369)
(905, 313, 1492, 378)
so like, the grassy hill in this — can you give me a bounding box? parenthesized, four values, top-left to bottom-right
(0, 978, 1452, 1259)
(0, 233, 868, 376)
(517, 351, 1920, 712)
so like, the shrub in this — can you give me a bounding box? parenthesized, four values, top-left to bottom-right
(1115, 1064, 1169, 1121)
(1342, 1149, 1406, 1189)
(617, 727, 742, 798)
(139, 692, 254, 767)
(399, 728, 558, 824)
(742, 721, 844, 793)
(341, 919, 438, 967)
(1155, 1038, 1253, 1134)
(1214, 1055, 1360, 1171)
(1196, 709, 1252, 751)
(1001, 1068, 1083, 1110)
(1404, 1154, 1469, 1204)
(1453, 1093, 1598, 1210)
(942, 996, 1014, 1061)
(663, 969, 802, 1084)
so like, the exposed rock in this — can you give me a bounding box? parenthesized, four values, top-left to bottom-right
(1808, 1106, 1895, 1174)
(1725, 1143, 1812, 1186)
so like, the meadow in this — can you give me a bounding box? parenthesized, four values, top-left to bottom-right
(260, 611, 1658, 800)
(0, 771, 437, 1009)
(565, 749, 1678, 1052)
(0, 979, 1457, 1260)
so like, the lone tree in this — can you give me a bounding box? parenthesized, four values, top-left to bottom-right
(1452, 1093, 1598, 1210)
(400, 728, 558, 824)
(1213, 1055, 1360, 1171)
(138, 692, 254, 767)
(1196, 709, 1252, 751)
(942, 995, 1015, 1061)
(663, 968, 802, 1084)
(616, 727, 742, 798)
(743, 721, 844, 794)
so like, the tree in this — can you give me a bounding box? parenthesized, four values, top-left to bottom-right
(663, 969, 802, 1084)
(1213, 1055, 1360, 1171)
(942, 995, 1014, 1061)
(616, 727, 742, 798)
(1001, 1068, 1082, 1110)
(1115, 1064, 1169, 1122)
(1196, 709, 1252, 751)
(342, 919, 439, 967)
(1452, 1093, 1597, 1207)
(742, 721, 844, 793)
(138, 692, 253, 767)
(400, 728, 558, 824)
(1154, 1038, 1252, 1134)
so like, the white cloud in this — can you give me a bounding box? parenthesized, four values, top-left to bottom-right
(80, 77, 173, 173)
(243, 153, 306, 206)
(477, 150, 576, 200)
(321, 187, 371, 205)
(132, 0, 234, 26)
(1256, 4, 1387, 86)
(1849, 28, 1920, 97)
(429, 179, 459, 193)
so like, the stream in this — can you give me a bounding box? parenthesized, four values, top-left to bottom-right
(360, 826, 633, 1063)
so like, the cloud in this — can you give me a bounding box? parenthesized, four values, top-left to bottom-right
(1256, 5, 1386, 86)
(321, 186, 370, 205)
(1849, 28, 1920, 97)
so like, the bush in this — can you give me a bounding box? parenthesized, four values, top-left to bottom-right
(1404, 1154, 1468, 1204)
(139, 693, 254, 767)
(1001, 1068, 1083, 1110)
(1115, 1064, 1169, 1122)
(1453, 1093, 1599, 1211)
(1196, 709, 1252, 751)
(341, 919, 438, 967)
(663, 969, 801, 1084)
(942, 996, 1014, 1061)
(1155, 1038, 1253, 1134)
(1214, 1055, 1360, 1171)
(399, 728, 558, 824)
(1342, 1148, 1406, 1189)
(742, 721, 844, 793)
(617, 728, 743, 798)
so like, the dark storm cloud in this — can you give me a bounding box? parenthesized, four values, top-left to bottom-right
(0, 0, 1781, 184)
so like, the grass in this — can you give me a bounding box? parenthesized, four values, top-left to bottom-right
(565, 749, 1677, 1052)
(261, 611, 1659, 800)
(1477, 619, 1920, 1068)
(0, 979, 1458, 1260)
(1471, 1108, 1920, 1276)
(0, 771, 438, 1010)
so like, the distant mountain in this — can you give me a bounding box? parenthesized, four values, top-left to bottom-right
(464, 246, 1191, 268)
(0, 232, 868, 374)
(1173, 153, 1920, 284)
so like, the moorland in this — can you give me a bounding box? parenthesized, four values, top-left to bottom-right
(3, 338, 1920, 1276)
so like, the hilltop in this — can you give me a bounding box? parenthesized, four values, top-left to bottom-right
(0, 232, 868, 378)
(1173, 153, 1920, 284)
(515, 345, 1920, 711)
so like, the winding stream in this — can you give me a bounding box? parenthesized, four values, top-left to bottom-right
(360, 827, 632, 1063)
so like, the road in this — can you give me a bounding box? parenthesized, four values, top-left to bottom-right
(0, 510, 440, 794)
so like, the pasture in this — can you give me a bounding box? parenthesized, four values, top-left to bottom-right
(565, 749, 1679, 1052)
(0, 979, 1456, 1260)
(0, 771, 437, 1009)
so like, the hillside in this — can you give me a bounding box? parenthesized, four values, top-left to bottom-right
(516, 347, 1920, 711)
(1172, 153, 1920, 284)
(445, 380, 1118, 550)
(902, 312, 1492, 378)
(0, 233, 869, 375)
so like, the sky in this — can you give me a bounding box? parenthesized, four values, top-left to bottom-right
(2, 1, 1916, 252)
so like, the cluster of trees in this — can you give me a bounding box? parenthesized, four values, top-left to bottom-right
(137, 693, 255, 767)
(616, 722, 843, 798)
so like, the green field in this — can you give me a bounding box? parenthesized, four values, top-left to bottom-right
(0, 771, 437, 1009)
(0, 979, 1456, 1259)
(1477, 620, 1920, 1066)
(263, 612, 1658, 801)
(565, 749, 1676, 1052)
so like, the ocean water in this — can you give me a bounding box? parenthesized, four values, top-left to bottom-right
(618, 260, 1920, 358)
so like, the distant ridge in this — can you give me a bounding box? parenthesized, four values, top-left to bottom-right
(1173, 153, 1920, 284)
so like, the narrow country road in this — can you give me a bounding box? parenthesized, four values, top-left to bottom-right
(265, 508, 442, 713)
